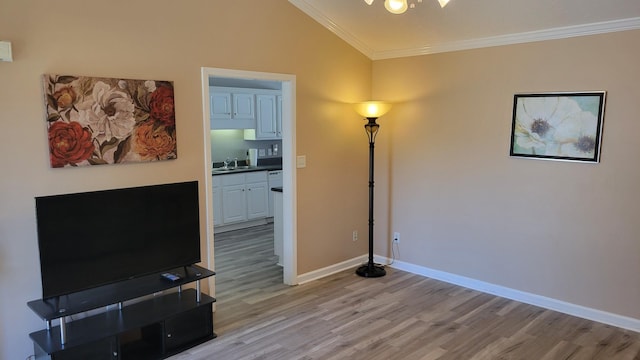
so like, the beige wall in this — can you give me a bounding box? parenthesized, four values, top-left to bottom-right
(0, 0, 372, 358)
(4, 1, 638, 358)
(372, 30, 640, 320)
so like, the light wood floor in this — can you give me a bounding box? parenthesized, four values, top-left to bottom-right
(171, 224, 640, 359)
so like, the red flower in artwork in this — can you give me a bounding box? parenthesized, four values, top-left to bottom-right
(149, 85, 175, 127)
(48, 121, 95, 167)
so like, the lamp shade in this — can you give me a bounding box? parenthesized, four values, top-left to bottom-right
(354, 101, 392, 118)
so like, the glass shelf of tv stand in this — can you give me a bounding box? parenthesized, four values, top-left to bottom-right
(28, 264, 215, 322)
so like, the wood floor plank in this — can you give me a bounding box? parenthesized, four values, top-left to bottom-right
(170, 224, 640, 360)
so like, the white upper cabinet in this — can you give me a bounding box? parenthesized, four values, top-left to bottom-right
(256, 94, 278, 138)
(211, 86, 282, 135)
(233, 93, 255, 120)
(210, 87, 256, 129)
(244, 92, 282, 140)
(276, 95, 282, 138)
(210, 92, 232, 120)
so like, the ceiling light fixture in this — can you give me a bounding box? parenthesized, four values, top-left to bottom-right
(384, 0, 408, 14)
(364, 0, 450, 15)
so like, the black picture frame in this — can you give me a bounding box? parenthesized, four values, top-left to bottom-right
(510, 91, 606, 163)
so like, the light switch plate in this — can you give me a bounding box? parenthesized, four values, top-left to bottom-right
(0, 41, 13, 62)
(296, 155, 306, 168)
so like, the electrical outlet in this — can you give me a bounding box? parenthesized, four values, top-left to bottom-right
(352, 230, 358, 242)
(393, 232, 400, 244)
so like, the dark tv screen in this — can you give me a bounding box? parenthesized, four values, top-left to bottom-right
(35, 181, 201, 299)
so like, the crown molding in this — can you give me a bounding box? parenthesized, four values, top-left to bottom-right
(288, 0, 640, 61)
(373, 17, 640, 60)
(288, 0, 375, 58)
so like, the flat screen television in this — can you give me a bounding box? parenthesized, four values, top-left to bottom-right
(35, 181, 201, 300)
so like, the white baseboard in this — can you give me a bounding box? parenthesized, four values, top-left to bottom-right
(296, 255, 368, 285)
(375, 255, 640, 333)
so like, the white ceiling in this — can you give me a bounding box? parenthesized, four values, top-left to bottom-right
(288, 0, 640, 60)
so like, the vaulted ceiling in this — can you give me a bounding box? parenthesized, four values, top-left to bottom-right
(288, 0, 640, 60)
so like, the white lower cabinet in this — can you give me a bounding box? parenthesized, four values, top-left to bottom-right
(222, 183, 247, 224)
(215, 171, 269, 227)
(246, 173, 269, 219)
(212, 176, 223, 226)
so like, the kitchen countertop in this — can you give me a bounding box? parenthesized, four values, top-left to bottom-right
(212, 165, 282, 175)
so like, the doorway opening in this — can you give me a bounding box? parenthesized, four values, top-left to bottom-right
(200, 68, 297, 295)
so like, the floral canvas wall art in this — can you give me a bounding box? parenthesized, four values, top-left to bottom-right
(510, 92, 606, 163)
(43, 74, 177, 167)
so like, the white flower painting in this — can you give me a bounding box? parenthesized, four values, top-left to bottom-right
(510, 92, 606, 162)
(43, 74, 177, 168)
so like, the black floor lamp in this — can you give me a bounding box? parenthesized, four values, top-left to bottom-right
(354, 101, 392, 278)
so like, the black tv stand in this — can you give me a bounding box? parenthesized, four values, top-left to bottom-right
(28, 265, 216, 360)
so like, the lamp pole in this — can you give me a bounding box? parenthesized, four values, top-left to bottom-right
(356, 117, 386, 278)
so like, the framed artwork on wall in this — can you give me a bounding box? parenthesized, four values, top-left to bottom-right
(43, 74, 177, 168)
(510, 91, 606, 163)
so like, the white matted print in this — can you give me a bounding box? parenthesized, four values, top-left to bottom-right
(510, 92, 606, 163)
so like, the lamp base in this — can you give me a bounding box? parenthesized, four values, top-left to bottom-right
(355, 263, 386, 278)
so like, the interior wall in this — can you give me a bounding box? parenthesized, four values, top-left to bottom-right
(0, 0, 372, 358)
(372, 30, 640, 321)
